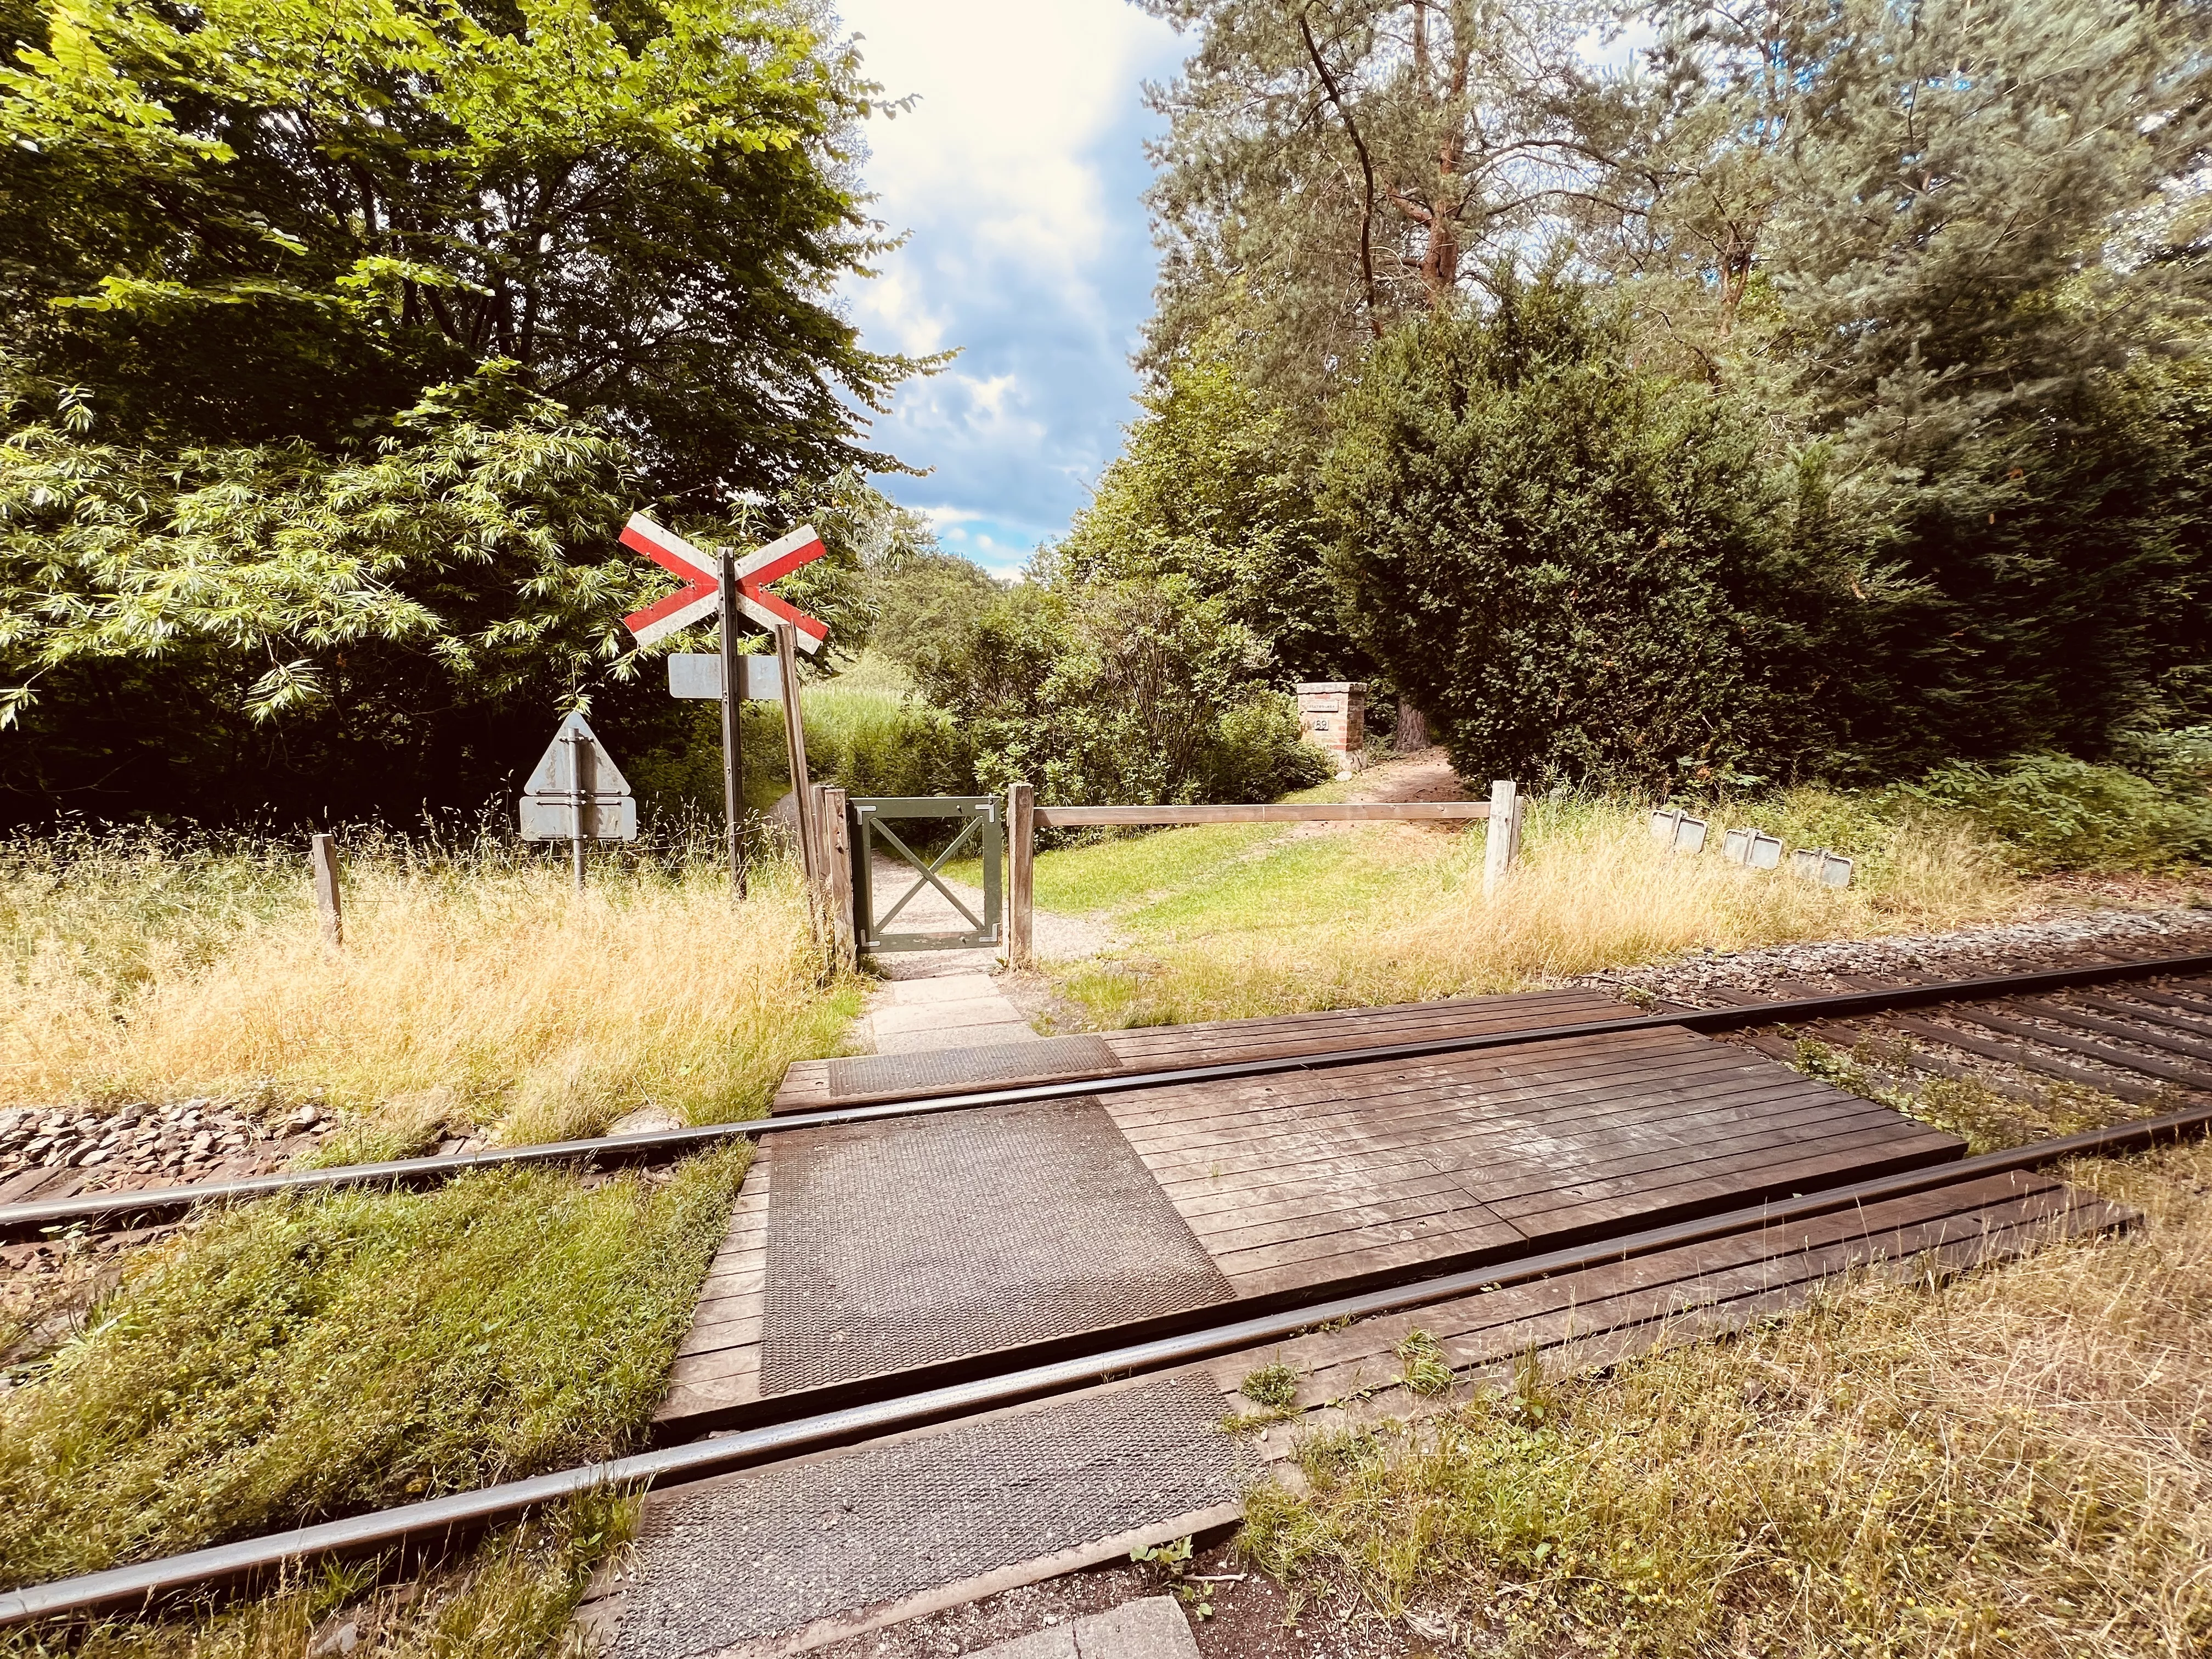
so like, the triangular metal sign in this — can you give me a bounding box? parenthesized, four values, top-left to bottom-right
(522, 712, 631, 798)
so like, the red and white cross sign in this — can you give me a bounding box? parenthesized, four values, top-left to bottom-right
(618, 513, 830, 652)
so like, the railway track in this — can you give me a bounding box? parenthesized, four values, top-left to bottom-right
(8, 942, 2212, 1630)
(4, 1096, 2207, 1629)
(8, 944, 2212, 1244)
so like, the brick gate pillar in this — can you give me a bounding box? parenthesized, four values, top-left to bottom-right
(1295, 681, 1366, 775)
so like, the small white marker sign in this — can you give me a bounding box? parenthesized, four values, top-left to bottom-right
(668, 654, 782, 701)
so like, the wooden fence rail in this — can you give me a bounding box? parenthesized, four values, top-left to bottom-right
(1007, 780, 1524, 969)
(1031, 802, 1489, 827)
(808, 781, 1525, 969)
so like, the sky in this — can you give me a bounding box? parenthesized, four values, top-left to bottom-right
(830, 6, 1650, 579)
(832, 0, 1188, 577)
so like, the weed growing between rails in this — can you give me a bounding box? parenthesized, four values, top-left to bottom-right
(1244, 1141, 2212, 1658)
(0, 825, 862, 1153)
(1051, 794, 2027, 1027)
(0, 1147, 745, 1587)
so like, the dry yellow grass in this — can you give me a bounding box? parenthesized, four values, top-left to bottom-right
(0, 831, 859, 1147)
(1058, 795, 2032, 1026)
(1246, 1141, 2212, 1657)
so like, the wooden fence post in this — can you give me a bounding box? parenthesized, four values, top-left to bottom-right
(1006, 780, 1035, 969)
(309, 833, 343, 947)
(818, 785, 854, 966)
(775, 625, 816, 899)
(1482, 779, 1521, 897)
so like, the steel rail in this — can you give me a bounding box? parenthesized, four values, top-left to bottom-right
(9, 949, 2212, 1240)
(6, 1095, 2209, 1629)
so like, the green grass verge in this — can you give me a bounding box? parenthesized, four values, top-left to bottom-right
(1098, 828, 1456, 940)
(0, 1148, 747, 1587)
(5, 1495, 633, 1658)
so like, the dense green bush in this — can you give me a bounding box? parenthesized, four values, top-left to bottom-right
(626, 670, 973, 816)
(868, 553, 1005, 678)
(912, 578, 1329, 805)
(1323, 275, 1844, 793)
(1055, 323, 1362, 683)
(1898, 746, 2212, 872)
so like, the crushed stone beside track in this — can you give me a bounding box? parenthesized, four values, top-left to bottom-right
(0, 1097, 334, 1205)
(1576, 906, 2212, 1009)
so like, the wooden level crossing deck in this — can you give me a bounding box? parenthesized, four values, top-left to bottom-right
(658, 985, 1966, 1429)
(1193, 1162, 2128, 1447)
(768, 985, 1633, 1111)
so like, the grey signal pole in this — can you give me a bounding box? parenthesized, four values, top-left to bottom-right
(719, 549, 746, 900)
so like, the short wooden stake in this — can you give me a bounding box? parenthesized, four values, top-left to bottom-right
(1482, 779, 1520, 896)
(1007, 780, 1035, 968)
(309, 833, 343, 947)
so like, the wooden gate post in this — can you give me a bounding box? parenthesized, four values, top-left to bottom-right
(1006, 780, 1035, 968)
(309, 833, 343, 947)
(774, 624, 817, 898)
(818, 785, 854, 966)
(1482, 779, 1522, 896)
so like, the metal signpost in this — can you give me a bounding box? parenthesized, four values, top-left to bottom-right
(619, 513, 829, 902)
(517, 712, 636, 885)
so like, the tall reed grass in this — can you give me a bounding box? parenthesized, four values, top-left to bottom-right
(1055, 794, 2032, 1026)
(0, 826, 858, 1146)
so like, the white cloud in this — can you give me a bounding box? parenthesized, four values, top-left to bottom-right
(835, 0, 1186, 541)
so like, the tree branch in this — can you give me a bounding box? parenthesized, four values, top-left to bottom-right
(1299, 9, 1385, 338)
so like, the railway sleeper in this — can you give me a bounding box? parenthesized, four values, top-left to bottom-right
(1946, 1005, 2212, 1090)
(1878, 1015, 2165, 1104)
(2014, 996, 2212, 1064)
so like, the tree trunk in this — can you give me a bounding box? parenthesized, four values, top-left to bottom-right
(1395, 698, 1429, 752)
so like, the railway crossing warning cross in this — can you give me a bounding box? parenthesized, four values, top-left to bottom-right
(619, 512, 831, 899)
(620, 515, 829, 651)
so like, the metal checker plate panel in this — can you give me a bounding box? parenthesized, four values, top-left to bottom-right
(608, 1373, 1247, 1659)
(761, 1098, 1231, 1395)
(824, 1034, 1120, 1101)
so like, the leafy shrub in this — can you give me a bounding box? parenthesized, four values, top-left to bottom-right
(797, 685, 975, 801)
(914, 577, 1329, 805)
(629, 664, 974, 816)
(1898, 750, 2212, 871)
(869, 553, 1005, 676)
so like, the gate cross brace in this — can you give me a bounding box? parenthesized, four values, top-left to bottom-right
(868, 814, 988, 935)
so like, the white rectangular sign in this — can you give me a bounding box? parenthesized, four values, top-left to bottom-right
(518, 795, 638, 842)
(668, 654, 781, 701)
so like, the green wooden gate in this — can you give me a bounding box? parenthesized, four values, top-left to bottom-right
(848, 797, 1003, 952)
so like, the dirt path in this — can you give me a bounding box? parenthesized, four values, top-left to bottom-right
(1336, 746, 1469, 803)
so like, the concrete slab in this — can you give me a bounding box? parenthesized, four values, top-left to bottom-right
(1070, 1599, 1201, 1659)
(884, 974, 1003, 1006)
(870, 998, 1027, 1035)
(974, 1623, 1077, 1659)
(970, 1601, 1198, 1659)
